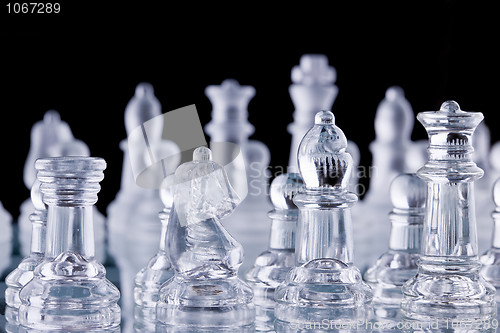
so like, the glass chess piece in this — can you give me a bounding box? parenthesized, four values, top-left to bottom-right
(490, 141, 500, 182)
(363, 173, 425, 331)
(156, 147, 255, 332)
(18, 111, 106, 263)
(0, 199, 12, 265)
(107, 82, 179, 329)
(4, 180, 46, 329)
(353, 86, 415, 273)
(205, 79, 273, 276)
(19, 110, 73, 257)
(245, 173, 305, 332)
(401, 101, 497, 329)
(18, 157, 121, 332)
(49, 139, 107, 263)
(274, 111, 373, 332)
(481, 177, 500, 302)
(1, 199, 13, 333)
(287, 54, 360, 191)
(405, 139, 428, 173)
(473, 122, 495, 255)
(133, 178, 175, 332)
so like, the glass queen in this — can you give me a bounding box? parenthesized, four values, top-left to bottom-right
(401, 101, 497, 326)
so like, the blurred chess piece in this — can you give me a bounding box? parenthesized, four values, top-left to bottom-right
(481, 177, 500, 302)
(364, 173, 425, 331)
(205, 79, 272, 276)
(107, 83, 180, 330)
(473, 121, 494, 255)
(353, 86, 414, 272)
(405, 139, 428, 173)
(133, 178, 175, 332)
(0, 200, 12, 277)
(19, 111, 106, 263)
(5, 180, 46, 328)
(2, 203, 15, 332)
(288, 54, 361, 205)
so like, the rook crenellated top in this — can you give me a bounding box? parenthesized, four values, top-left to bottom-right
(35, 157, 106, 207)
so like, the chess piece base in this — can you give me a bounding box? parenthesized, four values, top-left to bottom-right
(402, 258, 496, 322)
(275, 258, 373, 324)
(156, 275, 255, 328)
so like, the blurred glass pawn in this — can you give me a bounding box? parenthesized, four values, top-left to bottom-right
(133, 178, 175, 332)
(363, 173, 425, 331)
(245, 173, 304, 332)
(481, 177, 500, 302)
(0, 199, 12, 271)
(4, 181, 45, 332)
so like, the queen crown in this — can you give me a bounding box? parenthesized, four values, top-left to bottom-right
(417, 101, 484, 182)
(297, 111, 352, 189)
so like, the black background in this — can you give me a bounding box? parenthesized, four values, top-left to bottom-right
(1, 1, 499, 219)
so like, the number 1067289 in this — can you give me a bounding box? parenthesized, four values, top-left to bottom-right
(6, 3, 60, 14)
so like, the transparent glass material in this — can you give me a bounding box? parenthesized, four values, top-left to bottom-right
(401, 101, 497, 327)
(106, 83, 179, 329)
(18, 157, 121, 331)
(245, 173, 304, 332)
(274, 111, 372, 330)
(480, 177, 500, 301)
(363, 173, 425, 330)
(353, 86, 415, 272)
(205, 79, 272, 277)
(133, 179, 175, 332)
(19, 111, 106, 263)
(156, 147, 255, 331)
(4, 180, 46, 326)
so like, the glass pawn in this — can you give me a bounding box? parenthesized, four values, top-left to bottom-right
(274, 111, 373, 331)
(363, 173, 425, 330)
(133, 178, 175, 332)
(401, 101, 496, 327)
(205, 79, 272, 276)
(480, 177, 500, 302)
(245, 173, 305, 332)
(4, 180, 46, 329)
(0, 199, 12, 272)
(18, 157, 121, 332)
(473, 121, 495, 255)
(156, 147, 255, 332)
